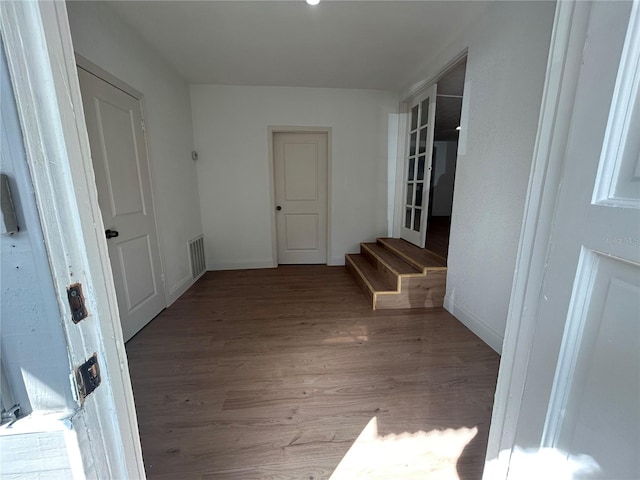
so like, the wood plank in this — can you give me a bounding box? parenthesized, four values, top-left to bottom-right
(375, 270, 445, 309)
(345, 254, 374, 307)
(125, 266, 499, 480)
(345, 253, 396, 292)
(378, 237, 447, 271)
(361, 242, 421, 276)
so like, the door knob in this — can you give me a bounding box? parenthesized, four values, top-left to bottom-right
(105, 229, 119, 239)
(276, 206, 282, 211)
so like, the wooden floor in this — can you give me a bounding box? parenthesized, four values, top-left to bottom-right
(126, 266, 499, 480)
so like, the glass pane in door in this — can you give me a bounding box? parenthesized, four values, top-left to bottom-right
(408, 158, 415, 181)
(419, 127, 428, 154)
(417, 156, 426, 180)
(406, 183, 414, 206)
(413, 208, 422, 231)
(420, 99, 429, 126)
(411, 105, 419, 131)
(415, 182, 423, 206)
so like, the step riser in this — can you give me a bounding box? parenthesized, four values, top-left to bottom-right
(345, 255, 375, 308)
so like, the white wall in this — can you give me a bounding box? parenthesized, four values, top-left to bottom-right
(401, 1, 556, 352)
(66, 2, 203, 304)
(191, 85, 398, 269)
(431, 141, 458, 216)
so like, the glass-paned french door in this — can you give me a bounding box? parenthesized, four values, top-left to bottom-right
(401, 84, 437, 247)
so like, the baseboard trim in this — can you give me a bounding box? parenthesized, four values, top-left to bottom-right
(166, 274, 194, 306)
(328, 255, 346, 266)
(208, 258, 276, 271)
(444, 296, 504, 354)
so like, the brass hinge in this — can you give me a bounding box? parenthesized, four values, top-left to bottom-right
(75, 353, 101, 403)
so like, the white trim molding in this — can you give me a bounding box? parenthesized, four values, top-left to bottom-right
(483, 1, 594, 477)
(444, 296, 504, 354)
(0, 2, 145, 478)
(209, 258, 277, 271)
(166, 274, 195, 306)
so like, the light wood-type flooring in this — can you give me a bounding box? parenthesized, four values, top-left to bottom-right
(126, 266, 499, 480)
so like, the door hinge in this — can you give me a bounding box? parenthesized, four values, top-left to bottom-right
(75, 353, 101, 403)
(67, 283, 88, 323)
(140, 119, 146, 132)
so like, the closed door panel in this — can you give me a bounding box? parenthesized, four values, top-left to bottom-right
(274, 132, 327, 264)
(78, 67, 165, 341)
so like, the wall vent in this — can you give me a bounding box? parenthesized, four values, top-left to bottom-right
(188, 235, 206, 280)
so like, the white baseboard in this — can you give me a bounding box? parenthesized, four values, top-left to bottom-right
(328, 255, 346, 266)
(444, 295, 504, 354)
(166, 274, 194, 306)
(208, 258, 276, 271)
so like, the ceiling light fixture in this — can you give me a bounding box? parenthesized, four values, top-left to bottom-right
(306, 0, 320, 5)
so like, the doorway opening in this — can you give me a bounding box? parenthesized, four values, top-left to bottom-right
(425, 57, 467, 259)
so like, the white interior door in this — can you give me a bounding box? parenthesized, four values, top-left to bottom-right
(506, 3, 640, 478)
(273, 132, 327, 264)
(78, 68, 166, 341)
(401, 84, 437, 247)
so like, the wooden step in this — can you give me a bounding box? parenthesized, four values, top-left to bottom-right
(346, 238, 447, 310)
(345, 253, 397, 309)
(361, 242, 421, 275)
(377, 237, 446, 272)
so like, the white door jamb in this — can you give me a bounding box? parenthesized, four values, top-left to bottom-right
(0, 2, 145, 478)
(484, 1, 593, 476)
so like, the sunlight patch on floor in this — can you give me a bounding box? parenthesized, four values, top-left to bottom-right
(330, 416, 477, 480)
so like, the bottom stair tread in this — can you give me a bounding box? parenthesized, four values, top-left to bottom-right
(345, 254, 397, 293)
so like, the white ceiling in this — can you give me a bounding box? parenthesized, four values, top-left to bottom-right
(107, 1, 492, 90)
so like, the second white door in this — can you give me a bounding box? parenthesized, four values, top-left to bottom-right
(273, 132, 328, 264)
(78, 67, 166, 341)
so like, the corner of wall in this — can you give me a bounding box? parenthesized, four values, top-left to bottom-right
(444, 294, 504, 354)
(166, 275, 194, 306)
(328, 256, 346, 266)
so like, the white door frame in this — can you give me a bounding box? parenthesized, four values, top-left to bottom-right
(484, 1, 601, 476)
(267, 126, 332, 265)
(1, 1, 144, 478)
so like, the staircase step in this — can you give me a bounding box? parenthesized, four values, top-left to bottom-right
(346, 238, 447, 310)
(377, 238, 446, 272)
(361, 242, 421, 276)
(345, 253, 397, 309)
(345, 254, 396, 292)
